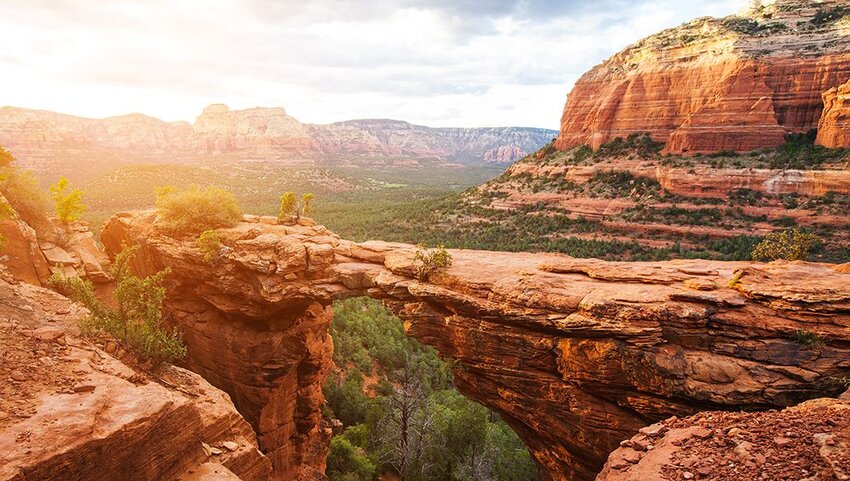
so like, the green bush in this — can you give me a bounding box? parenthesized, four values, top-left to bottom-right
(327, 436, 375, 481)
(196, 230, 222, 264)
(48, 245, 187, 367)
(413, 244, 453, 281)
(278, 191, 316, 222)
(791, 330, 825, 349)
(0, 167, 48, 228)
(0, 142, 49, 228)
(50, 177, 86, 224)
(594, 133, 664, 159)
(0, 147, 13, 167)
(0, 197, 14, 250)
(752, 228, 821, 262)
(155, 185, 242, 235)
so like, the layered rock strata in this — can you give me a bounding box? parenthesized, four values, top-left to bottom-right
(555, 0, 850, 153)
(102, 211, 850, 481)
(818, 79, 850, 149)
(0, 269, 272, 481)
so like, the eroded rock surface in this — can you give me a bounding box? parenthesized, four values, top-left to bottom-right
(818, 79, 850, 149)
(0, 269, 272, 481)
(0, 205, 111, 288)
(555, 0, 850, 154)
(597, 390, 850, 481)
(102, 211, 850, 481)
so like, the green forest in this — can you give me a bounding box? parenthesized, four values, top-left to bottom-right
(323, 298, 539, 481)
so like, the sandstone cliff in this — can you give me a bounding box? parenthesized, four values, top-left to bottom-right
(102, 211, 850, 481)
(555, 0, 850, 154)
(0, 268, 272, 481)
(818, 79, 850, 148)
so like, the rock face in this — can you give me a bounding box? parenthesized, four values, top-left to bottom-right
(555, 0, 850, 154)
(0, 201, 112, 288)
(0, 196, 50, 285)
(818, 79, 850, 148)
(0, 105, 556, 174)
(0, 269, 272, 481)
(596, 391, 850, 481)
(102, 211, 850, 481)
(101, 212, 336, 481)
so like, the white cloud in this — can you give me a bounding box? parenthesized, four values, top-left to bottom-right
(0, 0, 748, 128)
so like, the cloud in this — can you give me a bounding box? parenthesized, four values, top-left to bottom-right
(0, 0, 748, 128)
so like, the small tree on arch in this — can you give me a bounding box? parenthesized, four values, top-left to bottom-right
(278, 192, 316, 222)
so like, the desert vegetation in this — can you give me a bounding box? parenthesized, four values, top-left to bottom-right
(412, 244, 453, 280)
(196, 230, 222, 264)
(48, 245, 187, 367)
(0, 147, 49, 229)
(155, 184, 242, 235)
(751, 228, 821, 262)
(324, 298, 537, 481)
(279, 191, 315, 222)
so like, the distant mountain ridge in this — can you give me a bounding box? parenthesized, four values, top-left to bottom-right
(0, 104, 556, 174)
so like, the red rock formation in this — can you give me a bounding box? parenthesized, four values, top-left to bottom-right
(0, 269, 272, 481)
(102, 211, 850, 481)
(0, 202, 111, 288)
(0, 196, 50, 285)
(101, 212, 335, 481)
(555, 0, 850, 154)
(596, 390, 850, 481)
(818, 79, 850, 148)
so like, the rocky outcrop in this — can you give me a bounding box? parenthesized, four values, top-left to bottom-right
(818, 79, 850, 148)
(0, 198, 50, 285)
(0, 269, 272, 481)
(0, 105, 556, 174)
(597, 390, 850, 481)
(508, 161, 850, 198)
(555, 0, 850, 154)
(102, 211, 850, 481)
(0, 205, 111, 288)
(101, 213, 336, 481)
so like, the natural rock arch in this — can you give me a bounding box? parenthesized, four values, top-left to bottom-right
(102, 211, 850, 481)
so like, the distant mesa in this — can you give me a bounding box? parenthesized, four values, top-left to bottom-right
(555, 0, 850, 154)
(0, 104, 556, 175)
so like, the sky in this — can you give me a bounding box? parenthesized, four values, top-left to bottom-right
(0, 0, 749, 129)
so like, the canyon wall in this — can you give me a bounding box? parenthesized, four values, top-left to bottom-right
(102, 211, 850, 481)
(555, 0, 850, 154)
(0, 268, 272, 481)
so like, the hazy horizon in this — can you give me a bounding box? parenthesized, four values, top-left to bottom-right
(2, 0, 746, 129)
